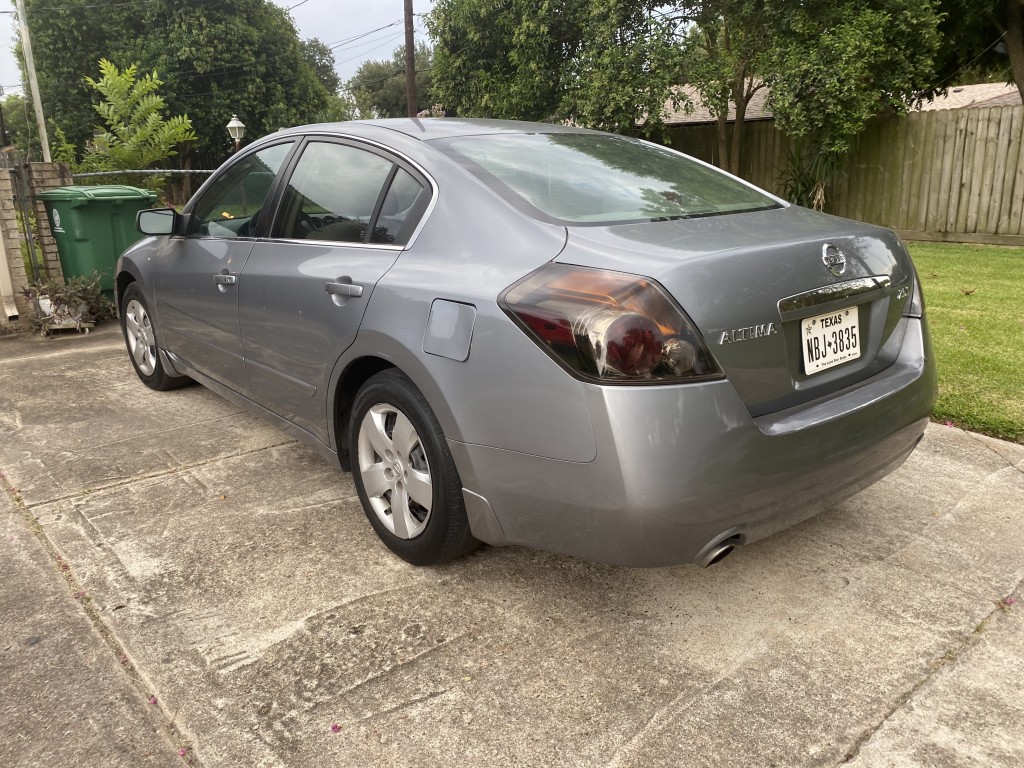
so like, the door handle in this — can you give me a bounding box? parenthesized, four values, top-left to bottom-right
(213, 274, 237, 285)
(325, 280, 363, 298)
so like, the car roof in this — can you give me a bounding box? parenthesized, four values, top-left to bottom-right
(273, 118, 601, 143)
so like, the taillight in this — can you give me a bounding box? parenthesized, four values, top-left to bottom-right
(501, 264, 723, 383)
(904, 264, 924, 318)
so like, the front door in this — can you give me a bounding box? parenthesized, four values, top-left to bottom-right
(155, 141, 294, 390)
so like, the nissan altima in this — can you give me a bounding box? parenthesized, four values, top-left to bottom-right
(116, 119, 937, 567)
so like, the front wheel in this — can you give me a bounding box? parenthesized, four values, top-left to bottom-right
(349, 369, 478, 565)
(120, 283, 190, 391)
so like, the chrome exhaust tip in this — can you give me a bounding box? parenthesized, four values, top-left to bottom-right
(694, 534, 742, 568)
(699, 543, 735, 568)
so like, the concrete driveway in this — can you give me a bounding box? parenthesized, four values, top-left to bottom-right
(1, 325, 1022, 768)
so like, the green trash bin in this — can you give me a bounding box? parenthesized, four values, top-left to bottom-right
(38, 185, 158, 293)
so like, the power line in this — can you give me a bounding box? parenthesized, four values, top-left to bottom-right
(93, 19, 409, 82)
(325, 20, 404, 50)
(4, 6, 427, 105)
(923, 33, 1007, 95)
(102, 20, 413, 84)
(348, 66, 431, 91)
(334, 30, 407, 66)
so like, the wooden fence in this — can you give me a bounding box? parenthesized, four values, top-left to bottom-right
(666, 104, 1024, 245)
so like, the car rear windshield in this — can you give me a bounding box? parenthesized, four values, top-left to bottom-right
(433, 132, 781, 225)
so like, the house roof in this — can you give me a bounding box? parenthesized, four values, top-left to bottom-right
(661, 81, 1021, 126)
(914, 82, 1021, 111)
(662, 85, 773, 126)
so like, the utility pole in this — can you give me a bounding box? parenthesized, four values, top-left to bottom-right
(404, 0, 417, 117)
(15, 0, 51, 162)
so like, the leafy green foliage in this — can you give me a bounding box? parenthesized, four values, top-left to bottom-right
(301, 39, 342, 95)
(51, 60, 196, 191)
(428, 0, 577, 122)
(21, 0, 336, 168)
(20, 271, 116, 333)
(0, 94, 41, 155)
(427, 0, 679, 133)
(763, 1, 942, 156)
(81, 60, 196, 173)
(928, 1, 1023, 99)
(318, 93, 358, 124)
(775, 136, 845, 210)
(674, 1, 771, 173)
(346, 43, 434, 118)
(562, 2, 683, 135)
(670, 0, 942, 179)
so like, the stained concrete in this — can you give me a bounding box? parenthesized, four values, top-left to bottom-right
(1, 324, 1022, 767)
(0, 465, 181, 767)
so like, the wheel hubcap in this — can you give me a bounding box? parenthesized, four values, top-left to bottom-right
(124, 299, 157, 376)
(357, 404, 432, 539)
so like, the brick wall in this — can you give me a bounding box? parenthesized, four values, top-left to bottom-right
(29, 162, 74, 282)
(0, 162, 73, 331)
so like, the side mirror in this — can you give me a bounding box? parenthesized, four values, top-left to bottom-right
(136, 207, 178, 236)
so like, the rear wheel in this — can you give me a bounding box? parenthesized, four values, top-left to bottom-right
(350, 369, 478, 565)
(120, 283, 189, 391)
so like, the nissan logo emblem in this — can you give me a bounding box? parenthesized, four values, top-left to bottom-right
(822, 243, 847, 277)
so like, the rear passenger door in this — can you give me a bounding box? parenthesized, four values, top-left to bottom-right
(237, 138, 431, 445)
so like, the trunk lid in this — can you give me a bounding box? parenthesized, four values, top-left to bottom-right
(555, 205, 916, 416)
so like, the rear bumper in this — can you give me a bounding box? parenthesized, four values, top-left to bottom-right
(449, 317, 937, 567)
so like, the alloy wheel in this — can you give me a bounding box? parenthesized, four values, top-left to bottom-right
(357, 403, 433, 539)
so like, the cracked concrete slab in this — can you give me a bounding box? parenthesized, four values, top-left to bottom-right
(0, 487, 182, 767)
(1, 325, 1023, 767)
(846, 588, 1024, 767)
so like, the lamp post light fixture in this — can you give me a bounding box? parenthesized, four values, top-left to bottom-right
(226, 114, 245, 153)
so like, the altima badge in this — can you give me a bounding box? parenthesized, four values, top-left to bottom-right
(822, 243, 847, 277)
(719, 323, 778, 345)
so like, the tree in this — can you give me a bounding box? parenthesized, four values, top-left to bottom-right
(69, 60, 196, 177)
(428, 0, 581, 121)
(930, 1, 1024, 103)
(319, 93, 358, 123)
(427, 0, 680, 134)
(674, 1, 769, 176)
(17, 0, 138, 157)
(346, 43, 434, 118)
(19, 0, 335, 168)
(562, 1, 682, 135)
(662, 0, 941, 209)
(0, 93, 41, 156)
(301, 39, 342, 95)
(762, 1, 942, 155)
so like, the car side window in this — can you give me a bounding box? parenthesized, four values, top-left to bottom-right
(276, 142, 396, 244)
(188, 142, 294, 238)
(369, 167, 430, 246)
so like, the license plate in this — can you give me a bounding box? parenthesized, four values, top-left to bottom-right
(801, 306, 861, 374)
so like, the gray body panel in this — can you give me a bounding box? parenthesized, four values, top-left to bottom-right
(238, 239, 401, 443)
(448, 318, 934, 566)
(116, 118, 937, 567)
(155, 236, 253, 390)
(558, 208, 913, 416)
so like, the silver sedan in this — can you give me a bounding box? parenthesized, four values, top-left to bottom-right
(116, 119, 937, 567)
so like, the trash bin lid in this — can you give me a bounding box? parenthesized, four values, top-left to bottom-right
(37, 185, 158, 202)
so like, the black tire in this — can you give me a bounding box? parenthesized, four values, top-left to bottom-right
(349, 369, 478, 565)
(120, 283, 190, 391)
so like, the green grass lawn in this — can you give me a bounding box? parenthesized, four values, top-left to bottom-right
(907, 242, 1024, 444)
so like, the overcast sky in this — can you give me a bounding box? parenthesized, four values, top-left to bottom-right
(0, 0, 434, 99)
